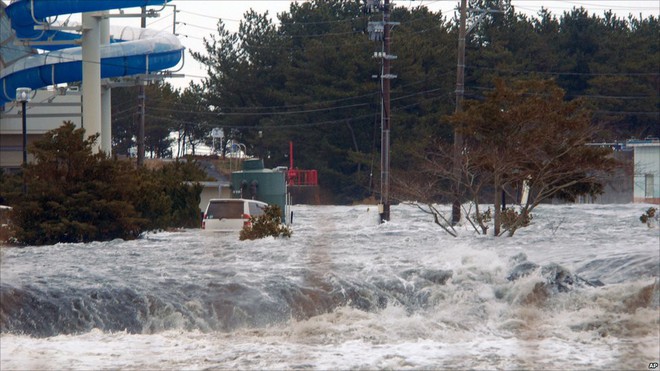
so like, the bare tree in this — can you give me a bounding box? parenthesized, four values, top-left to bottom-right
(393, 79, 617, 237)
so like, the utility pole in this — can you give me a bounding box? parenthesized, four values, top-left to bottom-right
(451, 1, 502, 224)
(137, 6, 147, 167)
(452, 0, 467, 225)
(367, 0, 398, 223)
(381, 0, 393, 222)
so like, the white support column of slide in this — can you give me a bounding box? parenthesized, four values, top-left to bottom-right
(82, 12, 102, 152)
(100, 12, 112, 154)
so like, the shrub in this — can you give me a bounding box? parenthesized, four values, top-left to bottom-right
(9, 122, 205, 245)
(501, 207, 533, 232)
(640, 207, 658, 228)
(240, 205, 292, 240)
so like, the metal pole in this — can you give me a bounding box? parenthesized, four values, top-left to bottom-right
(380, 0, 392, 222)
(289, 141, 294, 170)
(172, 5, 177, 34)
(21, 100, 27, 194)
(100, 11, 112, 155)
(21, 101, 27, 167)
(452, 0, 467, 225)
(137, 6, 146, 166)
(16, 87, 31, 194)
(138, 86, 145, 166)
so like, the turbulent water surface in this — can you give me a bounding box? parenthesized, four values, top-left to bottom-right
(1, 204, 659, 370)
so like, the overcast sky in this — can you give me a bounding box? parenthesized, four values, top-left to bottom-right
(110, 0, 660, 89)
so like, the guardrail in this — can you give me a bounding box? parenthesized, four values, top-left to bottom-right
(287, 169, 318, 186)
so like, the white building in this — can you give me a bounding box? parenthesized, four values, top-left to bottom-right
(629, 139, 660, 204)
(0, 88, 81, 171)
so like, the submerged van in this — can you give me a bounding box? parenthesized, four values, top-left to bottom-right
(202, 199, 268, 232)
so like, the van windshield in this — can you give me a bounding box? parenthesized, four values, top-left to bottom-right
(206, 201, 243, 219)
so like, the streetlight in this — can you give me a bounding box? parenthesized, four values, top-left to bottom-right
(16, 87, 31, 194)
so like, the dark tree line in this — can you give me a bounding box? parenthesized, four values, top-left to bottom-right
(110, 0, 658, 203)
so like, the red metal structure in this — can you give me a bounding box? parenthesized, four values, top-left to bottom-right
(287, 141, 318, 186)
(288, 169, 318, 186)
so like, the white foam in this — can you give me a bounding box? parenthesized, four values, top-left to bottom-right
(1, 203, 658, 369)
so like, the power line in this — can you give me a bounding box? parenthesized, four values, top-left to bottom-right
(465, 64, 659, 77)
(148, 102, 370, 116)
(143, 111, 377, 129)
(468, 85, 658, 100)
(178, 9, 370, 26)
(136, 75, 457, 116)
(6, 40, 660, 78)
(147, 12, 174, 27)
(137, 85, 379, 111)
(177, 10, 241, 22)
(175, 33, 204, 40)
(107, 83, 656, 128)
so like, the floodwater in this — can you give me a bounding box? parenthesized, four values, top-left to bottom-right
(1, 204, 659, 370)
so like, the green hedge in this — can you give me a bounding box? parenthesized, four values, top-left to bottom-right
(5, 122, 205, 245)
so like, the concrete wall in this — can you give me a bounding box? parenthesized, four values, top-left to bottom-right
(1, 88, 81, 170)
(198, 181, 231, 212)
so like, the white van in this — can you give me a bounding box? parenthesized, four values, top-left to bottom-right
(202, 199, 268, 232)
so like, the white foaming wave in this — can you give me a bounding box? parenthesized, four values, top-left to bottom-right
(3, 299, 651, 370)
(1, 203, 658, 369)
(1, 282, 657, 370)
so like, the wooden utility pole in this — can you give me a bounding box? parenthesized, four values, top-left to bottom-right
(366, 0, 397, 222)
(381, 0, 392, 222)
(452, 0, 467, 225)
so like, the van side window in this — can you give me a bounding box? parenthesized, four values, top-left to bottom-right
(249, 202, 265, 216)
(206, 201, 244, 219)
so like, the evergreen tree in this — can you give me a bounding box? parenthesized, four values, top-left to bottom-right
(183, 3, 657, 203)
(10, 122, 206, 245)
(12, 122, 146, 244)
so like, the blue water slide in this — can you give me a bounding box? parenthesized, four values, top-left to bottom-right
(1, 0, 183, 106)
